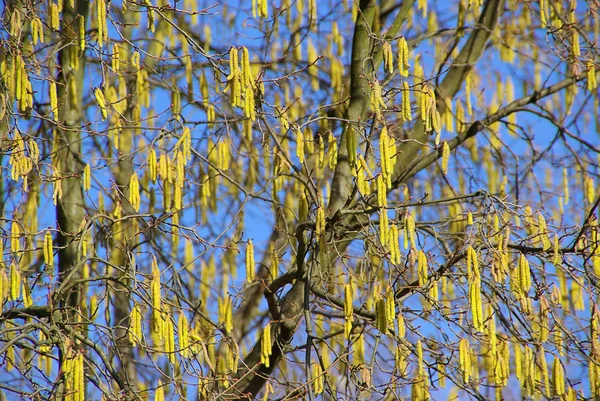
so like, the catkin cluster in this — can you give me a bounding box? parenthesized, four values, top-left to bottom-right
(7, 134, 37, 191)
(1, 54, 33, 113)
(420, 84, 440, 134)
(261, 322, 272, 367)
(252, 0, 268, 18)
(227, 47, 257, 121)
(63, 350, 85, 401)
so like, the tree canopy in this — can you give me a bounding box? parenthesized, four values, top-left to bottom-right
(1, 0, 600, 400)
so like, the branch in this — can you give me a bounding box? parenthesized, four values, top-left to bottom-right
(329, 0, 378, 214)
(0, 306, 53, 321)
(395, 72, 589, 185)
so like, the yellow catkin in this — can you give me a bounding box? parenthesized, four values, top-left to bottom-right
(172, 89, 181, 118)
(552, 357, 565, 396)
(370, 79, 386, 120)
(143, 0, 155, 32)
(9, 262, 21, 301)
(377, 174, 387, 209)
(83, 163, 91, 191)
(587, 60, 598, 91)
(467, 211, 474, 225)
(50, 81, 58, 121)
(166, 314, 176, 364)
(380, 126, 392, 188)
(397, 310, 406, 338)
(318, 136, 325, 167)
(379, 212, 389, 250)
(74, 353, 85, 401)
(420, 84, 429, 123)
(298, 193, 309, 222)
(328, 133, 338, 170)
(22, 281, 32, 307)
(386, 290, 395, 329)
(538, 212, 551, 250)
(347, 126, 357, 168)
(43, 231, 53, 267)
(296, 128, 304, 163)
(246, 240, 255, 283)
(315, 206, 325, 238)
(224, 297, 233, 333)
(398, 37, 409, 77)
(402, 81, 412, 122)
(383, 41, 394, 74)
(11, 222, 20, 253)
(178, 311, 189, 358)
(418, 250, 428, 285)
(50, 2, 59, 30)
(388, 224, 400, 264)
(432, 109, 441, 134)
(29, 139, 40, 164)
(404, 212, 415, 249)
(0, 266, 5, 304)
(32, 17, 43, 45)
(344, 282, 353, 338)
(459, 338, 471, 383)
(151, 259, 162, 334)
(148, 148, 157, 183)
(129, 173, 140, 212)
(539, 348, 550, 397)
(376, 297, 387, 333)
(488, 314, 497, 357)
(465, 72, 473, 115)
(241, 46, 252, 91)
(93, 87, 107, 120)
(469, 276, 483, 332)
(97, 0, 107, 48)
(129, 302, 142, 346)
(539, 0, 547, 25)
(78, 15, 85, 51)
(416, 339, 424, 377)
(217, 139, 231, 171)
(155, 379, 164, 401)
(441, 141, 450, 174)
(175, 150, 185, 188)
(228, 47, 241, 107)
(585, 175, 595, 204)
(519, 253, 531, 294)
(358, 154, 373, 180)
(181, 127, 191, 162)
(572, 30, 581, 57)
(313, 363, 324, 394)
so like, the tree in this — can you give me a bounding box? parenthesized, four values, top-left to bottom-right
(0, 0, 599, 399)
